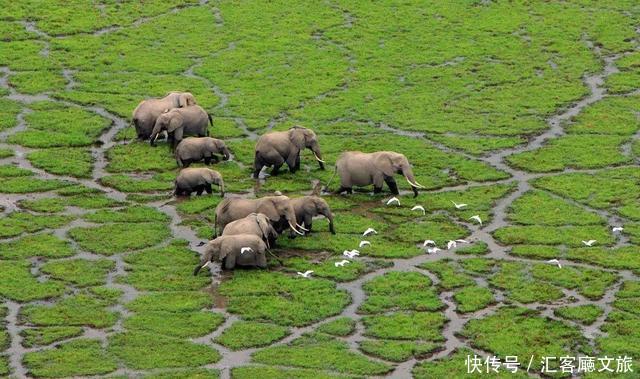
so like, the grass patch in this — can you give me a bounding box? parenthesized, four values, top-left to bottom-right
(23, 339, 117, 378)
(69, 222, 169, 255)
(317, 317, 356, 337)
(214, 321, 289, 350)
(21, 326, 84, 348)
(359, 271, 442, 314)
(21, 293, 119, 328)
(0, 260, 65, 301)
(454, 285, 494, 313)
(40, 259, 114, 287)
(28, 148, 94, 178)
(555, 304, 604, 325)
(0, 233, 73, 259)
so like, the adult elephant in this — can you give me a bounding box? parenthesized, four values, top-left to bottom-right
(253, 126, 325, 178)
(290, 196, 335, 235)
(132, 92, 196, 140)
(150, 105, 212, 148)
(333, 151, 425, 197)
(221, 213, 278, 247)
(214, 195, 305, 237)
(175, 137, 230, 167)
(193, 234, 267, 274)
(175, 167, 224, 197)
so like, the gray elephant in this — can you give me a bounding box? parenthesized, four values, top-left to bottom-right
(150, 105, 212, 148)
(253, 126, 325, 178)
(221, 213, 278, 247)
(175, 167, 224, 197)
(132, 92, 196, 140)
(214, 195, 305, 237)
(333, 151, 425, 197)
(175, 137, 230, 167)
(193, 234, 267, 274)
(290, 196, 335, 235)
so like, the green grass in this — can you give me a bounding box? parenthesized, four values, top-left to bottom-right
(125, 291, 213, 313)
(420, 260, 475, 290)
(8, 70, 66, 94)
(359, 271, 442, 314)
(0, 176, 72, 193)
(40, 259, 115, 287)
(232, 366, 353, 379)
(125, 311, 225, 338)
(21, 293, 119, 328)
(108, 332, 221, 370)
(362, 311, 446, 341)
(106, 142, 178, 173)
(20, 326, 84, 348)
(214, 321, 289, 350)
(252, 333, 391, 376)
(555, 304, 604, 325)
(23, 339, 117, 378)
(100, 173, 174, 193)
(28, 147, 94, 177)
(0, 260, 65, 301)
(316, 318, 356, 337)
(0, 233, 73, 259)
(84, 205, 169, 223)
(69, 222, 169, 255)
(493, 225, 614, 247)
(461, 307, 585, 373)
(454, 285, 494, 313)
(218, 271, 350, 327)
(359, 339, 439, 362)
(507, 190, 604, 225)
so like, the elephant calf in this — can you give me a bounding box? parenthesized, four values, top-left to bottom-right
(150, 105, 212, 148)
(175, 137, 230, 167)
(221, 213, 278, 247)
(175, 168, 224, 197)
(253, 125, 325, 178)
(194, 234, 267, 274)
(334, 151, 425, 198)
(290, 196, 335, 234)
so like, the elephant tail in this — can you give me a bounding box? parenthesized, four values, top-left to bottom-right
(207, 113, 213, 127)
(323, 165, 338, 192)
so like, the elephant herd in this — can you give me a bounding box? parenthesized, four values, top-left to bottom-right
(132, 91, 424, 273)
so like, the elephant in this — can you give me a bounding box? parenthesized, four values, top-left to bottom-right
(193, 234, 267, 274)
(290, 196, 335, 235)
(221, 213, 278, 247)
(132, 92, 196, 140)
(253, 125, 325, 178)
(214, 195, 305, 237)
(175, 167, 224, 197)
(150, 105, 212, 148)
(333, 151, 425, 198)
(175, 137, 230, 167)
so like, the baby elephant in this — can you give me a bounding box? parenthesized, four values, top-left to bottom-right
(150, 105, 212, 148)
(175, 137, 230, 167)
(334, 151, 425, 197)
(253, 125, 325, 178)
(193, 234, 267, 274)
(221, 213, 278, 248)
(175, 168, 224, 197)
(290, 196, 335, 235)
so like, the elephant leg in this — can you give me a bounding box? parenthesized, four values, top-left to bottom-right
(384, 176, 399, 195)
(204, 157, 212, 165)
(256, 252, 267, 268)
(286, 152, 299, 173)
(253, 154, 265, 179)
(205, 183, 213, 194)
(303, 214, 313, 234)
(373, 186, 383, 194)
(271, 163, 283, 176)
(196, 185, 204, 196)
(224, 254, 236, 269)
(183, 159, 191, 168)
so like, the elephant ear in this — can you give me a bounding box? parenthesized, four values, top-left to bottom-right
(255, 215, 272, 240)
(218, 240, 232, 260)
(167, 113, 183, 132)
(288, 127, 305, 149)
(256, 201, 280, 222)
(373, 153, 396, 177)
(178, 93, 193, 107)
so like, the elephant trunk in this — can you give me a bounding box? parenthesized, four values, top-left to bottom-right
(149, 123, 163, 147)
(324, 210, 335, 234)
(401, 166, 424, 197)
(217, 178, 225, 198)
(222, 146, 231, 161)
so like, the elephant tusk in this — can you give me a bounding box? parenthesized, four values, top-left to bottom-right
(413, 180, 426, 189)
(201, 261, 211, 269)
(312, 152, 325, 163)
(296, 223, 309, 231)
(405, 177, 425, 189)
(289, 221, 305, 235)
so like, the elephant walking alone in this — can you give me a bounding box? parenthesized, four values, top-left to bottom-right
(132, 92, 196, 140)
(333, 151, 425, 197)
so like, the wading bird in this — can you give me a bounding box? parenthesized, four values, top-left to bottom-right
(447, 240, 456, 249)
(297, 270, 313, 278)
(359, 241, 371, 248)
(363, 228, 377, 236)
(427, 247, 441, 254)
(469, 215, 482, 225)
(343, 249, 360, 259)
(423, 240, 436, 247)
(335, 260, 350, 267)
(582, 240, 597, 247)
(546, 259, 562, 268)
(455, 239, 469, 244)
(451, 201, 467, 209)
(386, 197, 400, 206)
(612, 226, 624, 232)
(411, 205, 425, 215)
(240, 247, 253, 255)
